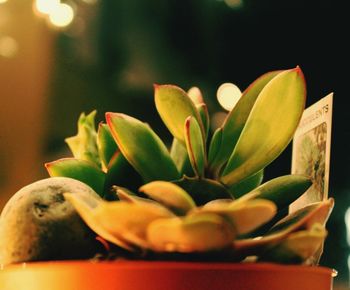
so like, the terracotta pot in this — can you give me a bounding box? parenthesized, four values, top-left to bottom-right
(0, 260, 335, 290)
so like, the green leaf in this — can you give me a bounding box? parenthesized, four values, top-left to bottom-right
(45, 158, 106, 196)
(65, 111, 101, 167)
(154, 84, 204, 144)
(97, 123, 118, 171)
(221, 67, 306, 186)
(197, 103, 210, 139)
(208, 127, 223, 174)
(170, 138, 194, 176)
(139, 181, 196, 215)
(184, 116, 206, 177)
(106, 113, 180, 182)
(238, 175, 312, 211)
(103, 151, 143, 200)
(209, 71, 281, 172)
(229, 169, 264, 198)
(172, 176, 232, 206)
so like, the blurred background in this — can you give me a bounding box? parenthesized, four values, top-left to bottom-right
(0, 0, 348, 288)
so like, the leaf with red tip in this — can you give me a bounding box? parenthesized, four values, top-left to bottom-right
(106, 112, 180, 182)
(184, 116, 206, 177)
(45, 158, 105, 195)
(208, 71, 281, 172)
(221, 67, 306, 186)
(154, 84, 204, 144)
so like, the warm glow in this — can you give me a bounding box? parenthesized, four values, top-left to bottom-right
(0, 0, 8, 4)
(81, 0, 98, 4)
(224, 0, 244, 9)
(217, 83, 242, 111)
(0, 36, 18, 58)
(48, 3, 74, 28)
(35, 0, 60, 15)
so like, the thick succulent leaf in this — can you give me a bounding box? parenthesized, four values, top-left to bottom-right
(170, 138, 194, 176)
(106, 113, 180, 182)
(97, 123, 118, 171)
(197, 103, 210, 139)
(147, 213, 235, 252)
(115, 186, 155, 204)
(64, 192, 133, 250)
(103, 151, 143, 199)
(65, 111, 101, 167)
(139, 181, 196, 215)
(154, 84, 204, 143)
(208, 127, 223, 173)
(229, 169, 264, 198)
(187, 86, 204, 105)
(209, 71, 281, 171)
(238, 175, 312, 210)
(234, 198, 334, 254)
(257, 223, 327, 264)
(45, 158, 105, 196)
(172, 176, 232, 206)
(66, 192, 174, 250)
(200, 199, 277, 235)
(184, 116, 206, 177)
(221, 67, 306, 186)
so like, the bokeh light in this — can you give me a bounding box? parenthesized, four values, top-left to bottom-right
(0, 0, 8, 4)
(48, 3, 74, 28)
(0, 36, 18, 58)
(34, 0, 60, 15)
(216, 83, 242, 111)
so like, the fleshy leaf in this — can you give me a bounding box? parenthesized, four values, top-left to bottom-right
(103, 151, 143, 199)
(106, 113, 180, 182)
(147, 213, 235, 252)
(139, 181, 196, 215)
(66, 192, 174, 250)
(170, 138, 194, 176)
(238, 175, 312, 210)
(172, 176, 232, 206)
(65, 111, 101, 167)
(200, 199, 277, 235)
(209, 71, 281, 172)
(154, 84, 204, 144)
(257, 223, 327, 264)
(184, 116, 206, 177)
(229, 169, 264, 198)
(45, 158, 105, 195)
(221, 67, 306, 186)
(208, 127, 223, 174)
(64, 192, 133, 251)
(97, 123, 118, 171)
(234, 198, 334, 254)
(197, 103, 210, 139)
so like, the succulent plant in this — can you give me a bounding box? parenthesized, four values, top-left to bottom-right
(45, 67, 334, 264)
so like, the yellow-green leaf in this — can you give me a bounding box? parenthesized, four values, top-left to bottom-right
(97, 123, 118, 171)
(154, 84, 203, 143)
(184, 116, 206, 177)
(106, 113, 180, 182)
(209, 71, 281, 172)
(139, 181, 196, 215)
(221, 67, 306, 186)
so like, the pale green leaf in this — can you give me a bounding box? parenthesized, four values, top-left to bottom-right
(139, 181, 196, 215)
(221, 67, 306, 186)
(97, 123, 118, 171)
(209, 71, 281, 172)
(154, 84, 204, 143)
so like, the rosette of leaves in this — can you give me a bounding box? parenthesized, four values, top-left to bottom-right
(46, 67, 334, 264)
